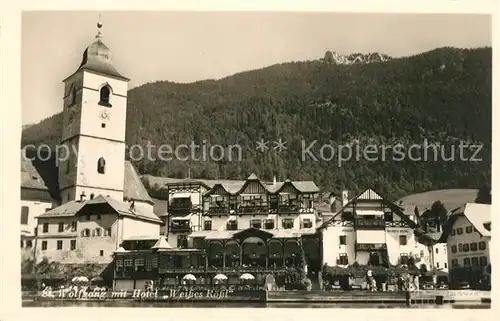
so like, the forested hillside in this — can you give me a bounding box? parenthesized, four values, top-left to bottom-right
(22, 47, 492, 198)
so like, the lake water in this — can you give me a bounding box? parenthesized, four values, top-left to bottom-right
(22, 301, 490, 309)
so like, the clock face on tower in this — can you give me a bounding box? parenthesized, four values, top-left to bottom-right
(100, 111, 110, 121)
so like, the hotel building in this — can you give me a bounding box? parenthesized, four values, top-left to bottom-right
(319, 189, 429, 268)
(111, 174, 322, 290)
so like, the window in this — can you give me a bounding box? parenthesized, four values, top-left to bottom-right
(20, 240, 24, 248)
(135, 258, 145, 272)
(264, 219, 275, 229)
(124, 259, 133, 272)
(99, 85, 111, 106)
(86, 215, 91, 221)
(177, 235, 188, 249)
(250, 219, 262, 229)
(26, 240, 32, 248)
(97, 214, 101, 220)
(105, 227, 112, 236)
(470, 242, 478, 251)
(115, 260, 123, 272)
(456, 228, 463, 235)
(100, 250, 104, 256)
(436, 262, 440, 268)
(466, 226, 473, 233)
(94, 228, 102, 237)
(483, 223, 491, 231)
(451, 259, 458, 267)
(338, 253, 348, 265)
(341, 211, 354, 222)
(41, 241, 47, 250)
(384, 212, 393, 222)
(97, 157, 106, 174)
(444, 262, 447, 268)
(81, 228, 90, 237)
(399, 235, 407, 246)
(479, 241, 486, 251)
(463, 243, 470, 252)
(21, 206, 29, 225)
(458, 243, 463, 252)
(435, 248, 439, 254)
(479, 256, 488, 267)
(145, 258, 152, 271)
(451, 245, 457, 253)
(151, 256, 158, 268)
(339, 235, 347, 245)
(101, 123, 106, 128)
(399, 253, 409, 265)
(226, 220, 238, 231)
(451, 229, 456, 236)
(471, 257, 479, 266)
(42, 223, 49, 233)
(282, 218, 294, 229)
(71, 221, 77, 232)
(302, 218, 312, 228)
(70, 240, 76, 250)
(463, 258, 471, 266)
(58, 222, 64, 233)
(57, 240, 63, 250)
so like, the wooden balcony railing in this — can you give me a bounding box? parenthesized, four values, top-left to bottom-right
(237, 205, 268, 215)
(355, 218, 386, 229)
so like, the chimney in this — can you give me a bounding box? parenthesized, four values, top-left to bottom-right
(273, 175, 277, 186)
(90, 193, 95, 200)
(342, 190, 349, 206)
(79, 191, 86, 202)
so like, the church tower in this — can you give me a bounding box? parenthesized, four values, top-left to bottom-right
(58, 21, 129, 204)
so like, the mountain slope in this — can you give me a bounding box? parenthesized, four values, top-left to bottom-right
(21, 47, 492, 199)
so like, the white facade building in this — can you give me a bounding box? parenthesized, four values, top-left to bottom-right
(442, 203, 491, 272)
(320, 189, 428, 268)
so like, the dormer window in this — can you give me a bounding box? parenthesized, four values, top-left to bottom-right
(99, 85, 112, 107)
(97, 157, 106, 174)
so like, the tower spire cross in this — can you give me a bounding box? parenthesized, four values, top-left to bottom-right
(96, 12, 103, 39)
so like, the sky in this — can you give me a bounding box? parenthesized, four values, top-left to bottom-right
(22, 11, 491, 125)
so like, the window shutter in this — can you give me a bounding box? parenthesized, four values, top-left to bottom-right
(336, 258, 341, 265)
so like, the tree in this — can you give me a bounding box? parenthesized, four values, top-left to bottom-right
(475, 184, 491, 204)
(419, 263, 428, 274)
(430, 201, 448, 231)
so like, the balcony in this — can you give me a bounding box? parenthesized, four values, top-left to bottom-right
(207, 206, 230, 216)
(355, 243, 387, 251)
(355, 218, 386, 230)
(169, 197, 192, 216)
(170, 221, 192, 233)
(277, 204, 300, 214)
(237, 205, 268, 215)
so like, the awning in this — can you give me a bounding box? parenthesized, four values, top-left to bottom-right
(172, 214, 192, 221)
(355, 209, 384, 216)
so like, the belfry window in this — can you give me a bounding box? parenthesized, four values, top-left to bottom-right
(97, 157, 106, 174)
(99, 85, 112, 107)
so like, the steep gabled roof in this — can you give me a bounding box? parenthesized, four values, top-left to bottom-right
(439, 203, 491, 242)
(38, 194, 162, 224)
(318, 188, 415, 230)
